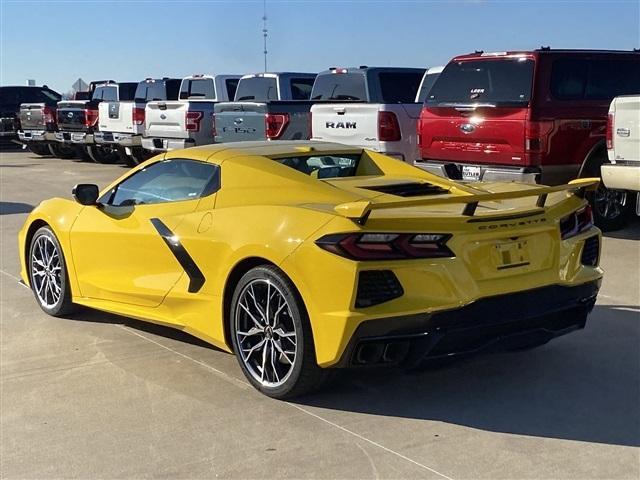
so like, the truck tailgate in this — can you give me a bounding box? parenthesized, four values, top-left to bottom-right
(311, 103, 378, 146)
(214, 102, 268, 142)
(98, 101, 137, 134)
(145, 101, 189, 139)
(612, 96, 640, 162)
(57, 101, 90, 131)
(19, 103, 47, 130)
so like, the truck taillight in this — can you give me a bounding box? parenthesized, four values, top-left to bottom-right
(265, 113, 289, 140)
(84, 109, 99, 127)
(525, 120, 553, 154)
(606, 113, 614, 150)
(43, 106, 55, 125)
(211, 113, 217, 137)
(185, 111, 203, 132)
(132, 107, 145, 126)
(378, 111, 401, 142)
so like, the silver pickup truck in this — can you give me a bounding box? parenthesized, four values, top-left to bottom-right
(141, 74, 240, 153)
(95, 78, 181, 165)
(213, 72, 316, 143)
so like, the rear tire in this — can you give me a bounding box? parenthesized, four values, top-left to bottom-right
(229, 265, 327, 399)
(28, 226, 78, 317)
(86, 145, 121, 164)
(28, 144, 51, 156)
(48, 143, 76, 159)
(123, 147, 153, 167)
(73, 146, 93, 162)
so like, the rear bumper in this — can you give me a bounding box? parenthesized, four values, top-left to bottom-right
(54, 131, 94, 145)
(18, 130, 57, 143)
(601, 163, 640, 192)
(94, 132, 141, 147)
(335, 280, 600, 368)
(141, 137, 195, 152)
(415, 160, 579, 185)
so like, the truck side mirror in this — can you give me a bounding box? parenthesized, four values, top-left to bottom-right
(72, 184, 100, 206)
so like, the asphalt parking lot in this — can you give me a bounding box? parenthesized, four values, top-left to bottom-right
(1, 149, 638, 479)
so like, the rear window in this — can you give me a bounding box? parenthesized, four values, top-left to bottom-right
(180, 78, 216, 100)
(377, 71, 424, 103)
(426, 58, 535, 106)
(551, 58, 640, 100)
(225, 78, 239, 100)
(135, 79, 181, 102)
(92, 85, 119, 102)
(0, 87, 61, 109)
(274, 154, 360, 178)
(416, 72, 441, 103)
(234, 77, 278, 101)
(290, 77, 315, 100)
(311, 73, 367, 101)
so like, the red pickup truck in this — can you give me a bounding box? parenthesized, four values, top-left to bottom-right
(417, 49, 640, 230)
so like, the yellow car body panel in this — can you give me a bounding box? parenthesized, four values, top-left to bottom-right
(18, 141, 603, 368)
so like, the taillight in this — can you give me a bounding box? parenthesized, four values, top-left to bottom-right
(560, 205, 593, 240)
(525, 120, 553, 153)
(265, 113, 289, 140)
(185, 111, 203, 132)
(42, 106, 55, 125)
(211, 113, 217, 137)
(316, 233, 453, 260)
(378, 111, 401, 142)
(84, 109, 99, 127)
(606, 112, 614, 150)
(132, 107, 145, 126)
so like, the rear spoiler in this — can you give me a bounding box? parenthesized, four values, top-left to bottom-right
(334, 178, 600, 225)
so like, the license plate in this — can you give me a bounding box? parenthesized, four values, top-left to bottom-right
(63, 132, 71, 141)
(103, 133, 114, 142)
(493, 240, 530, 270)
(462, 165, 481, 181)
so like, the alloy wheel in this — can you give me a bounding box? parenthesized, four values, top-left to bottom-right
(594, 184, 626, 220)
(31, 235, 62, 308)
(234, 279, 298, 387)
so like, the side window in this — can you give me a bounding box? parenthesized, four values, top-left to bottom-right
(585, 59, 640, 99)
(551, 59, 588, 100)
(290, 78, 315, 100)
(105, 159, 220, 206)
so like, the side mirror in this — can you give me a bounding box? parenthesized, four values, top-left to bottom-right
(72, 184, 100, 206)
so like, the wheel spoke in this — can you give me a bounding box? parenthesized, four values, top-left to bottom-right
(260, 340, 268, 383)
(241, 338, 266, 361)
(239, 301, 265, 329)
(269, 340, 280, 382)
(273, 340, 294, 365)
(237, 326, 264, 337)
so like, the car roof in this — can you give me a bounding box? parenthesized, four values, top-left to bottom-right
(164, 141, 363, 164)
(452, 49, 639, 62)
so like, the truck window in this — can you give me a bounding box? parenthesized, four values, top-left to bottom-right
(311, 73, 367, 101)
(234, 77, 278, 101)
(225, 79, 239, 101)
(118, 83, 138, 101)
(0, 87, 61, 109)
(135, 80, 180, 102)
(92, 86, 118, 102)
(426, 59, 534, 106)
(165, 79, 181, 100)
(290, 78, 315, 100)
(417, 72, 441, 103)
(180, 78, 216, 100)
(551, 58, 640, 100)
(378, 72, 423, 103)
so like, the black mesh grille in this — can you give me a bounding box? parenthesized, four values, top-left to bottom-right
(361, 182, 448, 197)
(581, 236, 600, 267)
(356, 270, 404, 308)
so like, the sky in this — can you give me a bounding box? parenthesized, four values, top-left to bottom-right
(1, 0, 639, 93)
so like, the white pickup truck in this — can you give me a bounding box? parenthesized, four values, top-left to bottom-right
(601, 95, 640, 224)
(141, 74, 240, 153)
(310, 66, 426, 163)
(94, 78, 181, 165)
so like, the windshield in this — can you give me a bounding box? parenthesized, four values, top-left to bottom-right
(426, 58, 534, 106)
(234, 77, 278, 101)
(274, 154, 360, 178)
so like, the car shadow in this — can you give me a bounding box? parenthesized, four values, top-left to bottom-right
(0, 201, 34, 215)
(603, 216, 640, 240)
(294, 305, 640, 448)
(57, 304, 639, 447)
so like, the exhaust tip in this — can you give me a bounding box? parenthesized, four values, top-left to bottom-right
(355, 342, 384, 364)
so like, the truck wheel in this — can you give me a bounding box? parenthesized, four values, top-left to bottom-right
(582, 149, 631, 232)
(230, 265, 328, 399)
(48, 143, 76, 159)
(73, 146, 93, 162)
(124, 147, 153, 167)
(28, 144, 51, 156)
(86, 145, 121, 164)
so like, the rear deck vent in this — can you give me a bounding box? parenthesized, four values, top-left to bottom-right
(581, 236, 600, 267)
(361, 182, 448, 197)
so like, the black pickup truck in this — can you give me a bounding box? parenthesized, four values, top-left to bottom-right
(1, 85, 61, 151)
(56, 80, 137, 163)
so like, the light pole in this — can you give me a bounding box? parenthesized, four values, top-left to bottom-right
(262, 0, 268, 72)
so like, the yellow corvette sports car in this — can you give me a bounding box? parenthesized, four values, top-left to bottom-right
(19, 141, 603, 398)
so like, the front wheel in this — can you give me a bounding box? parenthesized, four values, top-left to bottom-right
(230, 265, 327, 399)
(28, 226, 77, 316)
